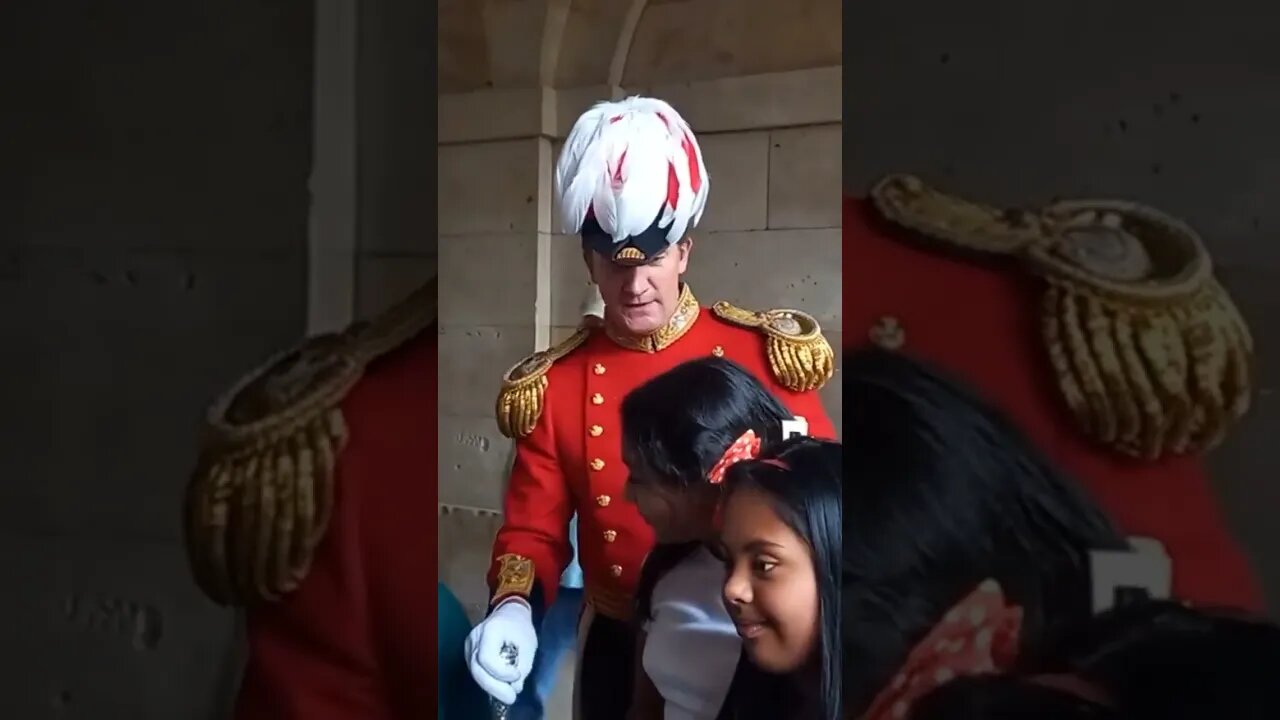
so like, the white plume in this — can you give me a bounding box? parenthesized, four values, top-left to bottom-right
(554, 96, 710, 244)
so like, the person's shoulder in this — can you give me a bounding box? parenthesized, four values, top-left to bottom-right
(494, 325, 597, 439)
(183, 280, 435, 607)
(705, 300, 835, 393)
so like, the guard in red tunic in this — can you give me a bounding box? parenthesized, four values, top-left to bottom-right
(463, 96, 837, 719)
(844, 175, 1261, 611)
(183, 282, 438, 720)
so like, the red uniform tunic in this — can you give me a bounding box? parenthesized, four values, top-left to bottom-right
(233, 330, 438, 720)
(489, 287, 836, 619)
(844, 195, 1262, 611)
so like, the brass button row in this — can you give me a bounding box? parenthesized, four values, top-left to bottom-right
(589, 362, 621, 579)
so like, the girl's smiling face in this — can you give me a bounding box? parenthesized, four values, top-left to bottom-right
(718, 486, 821, 674)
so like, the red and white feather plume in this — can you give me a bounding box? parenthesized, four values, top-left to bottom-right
(555, 96, 710, 245)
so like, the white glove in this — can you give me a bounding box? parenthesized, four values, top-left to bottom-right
(464, 598, 539, 705)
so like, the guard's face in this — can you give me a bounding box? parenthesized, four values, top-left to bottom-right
(719, 487, 820, 674)
(586, 240, 691, 336)
(624, 473, 718, 543)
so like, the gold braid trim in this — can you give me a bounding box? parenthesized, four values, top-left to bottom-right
(712, 302, 835, 392)
(872, 174, 1254, 460)
(495, 327, 592, 438)
(184, 278, 437, 606)
(348, 277, 438, 363)
(492, 553, 537, 602)
(872, 173, 1049, 255)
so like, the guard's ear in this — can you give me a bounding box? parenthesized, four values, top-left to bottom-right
(1089, 536, 1172, 613)
(675, 237, 693, 274)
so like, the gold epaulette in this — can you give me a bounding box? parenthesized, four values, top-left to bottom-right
(184, 278, 437, 606)
(712, 302, 835, 392)
(872, 173, 1254, 460)
(495, 327, 592, 438)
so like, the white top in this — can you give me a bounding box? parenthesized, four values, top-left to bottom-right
(642, 546, 742, 720)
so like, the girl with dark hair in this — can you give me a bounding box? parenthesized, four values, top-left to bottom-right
(717, 437, 844, 720)
(620, 357, 817, 720)
(909, 600, 1280, 719)
(841, 346, 1132, 719)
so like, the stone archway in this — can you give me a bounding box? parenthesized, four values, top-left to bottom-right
(439, 0, 843, 136)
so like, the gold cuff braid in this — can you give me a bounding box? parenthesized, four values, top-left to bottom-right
(492, 554, 536, 601)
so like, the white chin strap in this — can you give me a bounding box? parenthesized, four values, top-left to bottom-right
(1088, 536, 1173, 613)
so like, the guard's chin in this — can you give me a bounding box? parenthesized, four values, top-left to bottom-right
(619, 311, 662, 335)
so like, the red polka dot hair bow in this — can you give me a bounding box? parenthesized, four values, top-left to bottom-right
(864, 579, 1025, 720)
(707, 429, 761, 484)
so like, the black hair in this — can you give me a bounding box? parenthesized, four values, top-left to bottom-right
(911, 601, 1280, 720)
(1034, 600, 1280, 719)
(841, 346, 1128, 716)
(909, 675, 1121, 720)
(717, 437, 843, 720)
(621, 357, 795, 623)
(620, 356, 793, 491)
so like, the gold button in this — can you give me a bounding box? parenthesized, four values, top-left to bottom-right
(869, 316, 905, 350)
(603, 530, 617, 542)
(590, 458, 606, 471)
(591, 393, 605, 405)
(610, 564, 623, 577)
(593, 363, 606, 375)
(589, 424, 604, 437)
(596, 495, 611, 507)
(712, 345, 725, 357)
